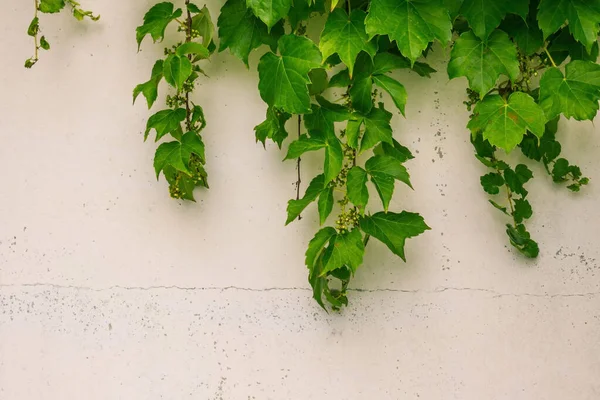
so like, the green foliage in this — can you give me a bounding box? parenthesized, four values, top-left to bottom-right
(25, 0, 98, 68)
(134, 1, 215, 201)
(24, 0, 600, 310)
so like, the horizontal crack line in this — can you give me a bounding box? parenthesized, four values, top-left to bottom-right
(0, 283, 599, 298)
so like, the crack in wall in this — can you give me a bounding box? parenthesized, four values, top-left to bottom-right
(0, 283, 599, 298)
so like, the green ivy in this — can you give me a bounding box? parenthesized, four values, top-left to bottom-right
(25, 0, 99, 68)
(23, 0, 600, 310)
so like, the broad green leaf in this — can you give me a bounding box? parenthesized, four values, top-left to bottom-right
(153, 132, 205, 178)
(459, 0, 528, 39)
(145, 108, 186, 141)
(176, 42, 210, 59)
(374, 139, 414, 162)
(321, 228, 365, 275)
(247, 0, 293, 29)
(372, 52, 410, 74)
(288, 0, 326, 29)
(549, 29, 600, 64)
(370, 173, 395, 211)
(468, 92, 546, 152)
(136, 2, 183, 49)
(187, 3, 202, 13)
(538, 0, 600, 51)
(258, 34, 322, 114)
(304, 97, 351, 136)
(444, 0, 464, 19)
(347, 166, 370, 213)
(324, 136, 343, 183)
(345, 118, 363, 149)
(284, 134, 327, 159)
(318, 186, 334, 225)
(308, 68, 329, 96)
(286, 174, 326, 224)
(329, 69, 351, 87)
(539, 60, 600, 121)
(480, 172, 504, 194)
(448, 29, 519, 95)
(360, 104, 394, 152)
(27, 17, 40, 37)
(163, 54, 192, 90)
(365, 0, 452, 62)
(133, 60, 164, 109)
(39, 0, 65, 13)
(349, 52, 375, 114)
(500, 10, 543, 56)
(191, 6, 215, 48)
(217, 0, 282, 66)
(360, 211, 430, 261)
(305, 227, 337, 269)
(254, 107, 291, 147)
(365, 155, 413, 188)
(319, 9, 376, 77)
(372, 75, 407, 115)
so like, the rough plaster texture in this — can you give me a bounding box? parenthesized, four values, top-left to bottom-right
(1, 2, 600, 399)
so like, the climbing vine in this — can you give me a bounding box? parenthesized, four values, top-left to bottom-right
(134, 1, 215, 200)
(22, 0, 600, 310)
(26, 0, 99, 68)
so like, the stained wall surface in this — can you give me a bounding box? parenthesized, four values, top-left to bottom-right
(1, 2, 599, 399)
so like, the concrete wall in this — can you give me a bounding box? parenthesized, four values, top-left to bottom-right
(1, 1, 599, 399)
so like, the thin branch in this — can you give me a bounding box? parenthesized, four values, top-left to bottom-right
(296, 115, 302, 220)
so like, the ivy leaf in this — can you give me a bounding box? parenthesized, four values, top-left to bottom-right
(217, 0, 283, 66)
(500, 13, 543, 56)
(360, 211, 430, 261)
(365, 0, 452, 62)
(468, 92, 546, 152)
(133, 60, 164, 109)
(366, 155, 412, 211)
(38, 0, 65, 13)
(374, 139, 414, 163)
(347, 166, 370, 213)
(329, 69, 351, 87)
(539, 60, 600, 121)
(506, 224, 539, 258)
(258, 34, 322, 114)
(163, 54, 193, 90)
(191, 6, 215, 48)
(153, 132, 205, 178)
(254, 107, 291, 147)
(318, 187, 334, 225)
(349, 52, 375, 114)
(246, 0, 292, 30)
(538, 0, 600, 51)
(360, 104, 394, 152)
(284, 134, 327, 159)
(448, 29, 520, 96)
(345, 118, 363, 150)
(372, 52, 410, 74)
(288, 0, 325, 30)
(372, 75, 407, 115)
(308, 68, 329, 96)
(319, 9, 376, 77)
(285, 174, 326, 225)
(145, 108, 186, 141)
(504, 164, 533, 197)
(176, 42, 210, 59)
(480, 172, 505, 195)
(459, 0, 528, 39)
(136, 2, 183, 49)
(365, 155, 412, 189)
(321, 229, 365, 275)
(513, 198, 533, 223)
(324, 136, 344, 183)
(305, 227, 337, 271)
(304, 96, 351, 136)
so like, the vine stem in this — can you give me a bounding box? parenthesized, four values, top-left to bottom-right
(544, 46, 557, 68)
(33, 0, 39, 62)
(296, 115, 302, 219)
(184, 0, 193, 131)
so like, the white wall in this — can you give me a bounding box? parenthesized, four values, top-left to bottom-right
(1, 1, 599, 399)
